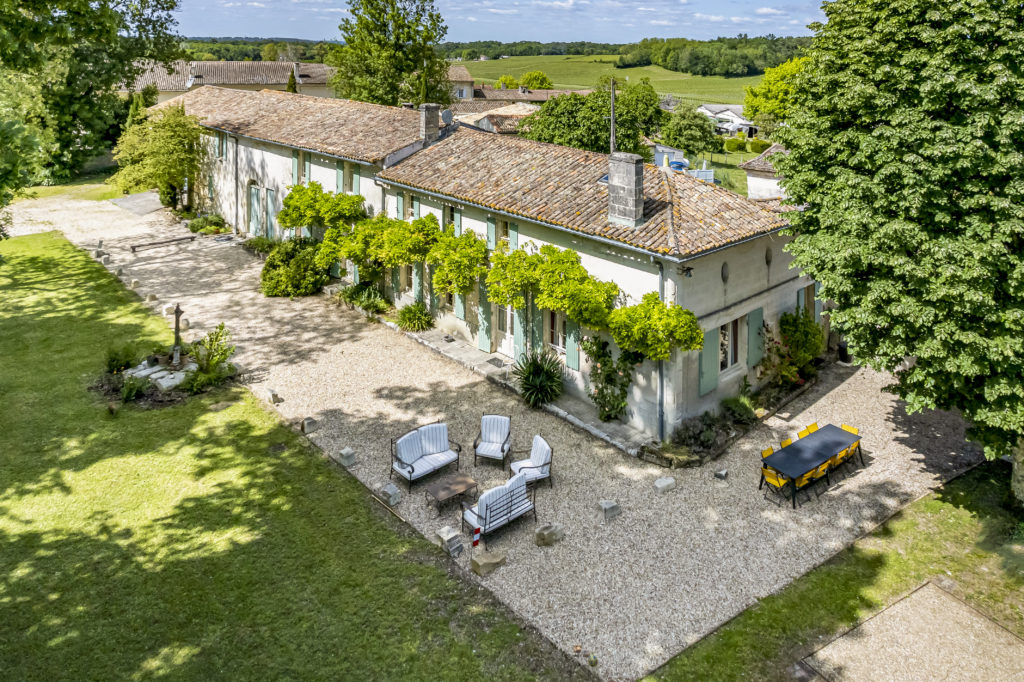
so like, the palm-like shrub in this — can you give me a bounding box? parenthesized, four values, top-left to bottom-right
(512, 349, 564, 408)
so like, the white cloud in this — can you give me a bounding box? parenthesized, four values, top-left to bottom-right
(246, 1, 265, 6)
(465, 15, 478, 21)
(487, 7, 518, 13)
(649, 19, 671, 25)
(694, 12, 724, 21)
(636, 6, 657, 11)
(755, 6, 784, 14)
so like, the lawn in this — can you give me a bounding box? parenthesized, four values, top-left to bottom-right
(0, 232, 587, 681)
(15, 169, 129, 203)
(460, 55, 760, 104)
(647, 460, 1024, 681)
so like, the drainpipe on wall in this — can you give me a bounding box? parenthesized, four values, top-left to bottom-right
(654, 257, 666, 443)
(232, 137, 239, 232)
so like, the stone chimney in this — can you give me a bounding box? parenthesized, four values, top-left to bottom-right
(420, 103, 440, 145)
(608, 152, 644, 228)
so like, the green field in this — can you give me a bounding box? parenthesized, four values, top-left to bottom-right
(460, 55, 759, 104)
(15, 169, 128, 203)
(0, 232, 585, 681)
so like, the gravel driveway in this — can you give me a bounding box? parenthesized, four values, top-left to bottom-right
(10, 197, 983, 681)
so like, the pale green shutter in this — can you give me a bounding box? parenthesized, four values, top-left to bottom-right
(396, 193, 405, 220)
(509, 221, 518, 250)
(303, 155, 311, 185)
(352, 164, 360, 195)
(814, 282, 823, 323)
(698, 328, 719, 396)
(477, 280, 491, 351)
(428, 265, 439, 312)
(486, 217, 496, 249)
(453, 207, 462, 235)
(530, 299, 543, 349)
(412, 262, 423, 303)
(796, 287, 805, 313)
(391, 267, 399, 295)
(352, 264, 360, 285)
(746, 307, 764, 368)
(565, 320, 580, 371)
(336, 161, 343, 193)
(513, 306, 526, 359)
(291, 150, 298, 185)
(412, 195, 420, 219)
(455, 291, 465, 320)
(207, 175, 213, 199)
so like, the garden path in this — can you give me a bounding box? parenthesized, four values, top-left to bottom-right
(9, 197, 983, 681)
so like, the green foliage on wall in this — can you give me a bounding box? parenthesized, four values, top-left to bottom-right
(485, 245, 542, 309)
(377, 213, 440, 267)
(533, 245, 618, 330)
(426, 226, 488, 295)
(607, 292, 703, 361)
(277, 181, 366, 235)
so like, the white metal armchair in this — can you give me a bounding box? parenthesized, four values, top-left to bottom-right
(508, 434, 552, 487)
(473, 414, 511, 467)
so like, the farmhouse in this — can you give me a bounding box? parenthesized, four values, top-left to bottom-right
(122, 60, 336, 102)
(447, 64, 475, 101)
(697, 103, 757, 136)
(165, 86, 816, 440)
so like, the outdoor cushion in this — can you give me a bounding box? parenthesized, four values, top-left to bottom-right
(395, 431, 423, 466)
(464, 485, 504, 529)
(475, 441, 506, 459)
(392, 449, 458, 481)
(419, 423, 449, 455)
(480, 415, 511, 446)
(528, 435, 551, 474)
(510, 460, 546, 482)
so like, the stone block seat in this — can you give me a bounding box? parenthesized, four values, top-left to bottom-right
(509, 434, 553, 487)
(461, 472, 536, 536)
(473, 414, 512, 466)
(389, 422, 461, 490)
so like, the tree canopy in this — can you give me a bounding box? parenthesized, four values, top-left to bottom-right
(327, 0, 450, 106)
(0, 0, 182, 182)
(519, 78, 663, 160)
(111, 105, 202, 209)
(743, 56, 806, 128)
(661, 107, 722, 158)
(519, 71, 553, 89)
(774, 0, 1024, 499)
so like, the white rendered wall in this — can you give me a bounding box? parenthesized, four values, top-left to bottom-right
(745, 172, 784, 200)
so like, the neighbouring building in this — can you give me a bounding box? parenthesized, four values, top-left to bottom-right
(473, 84, 593, 104)
(696, 103, 757, 137)
(163, 86, 818, 441)
(447, 64, 475, 101)
(121, 60, 336, 102)
(453, 102, 539, 134)
(738, 143, 789, 200)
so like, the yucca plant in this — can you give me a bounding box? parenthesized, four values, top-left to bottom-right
(512, 349, 564, 408)
(396, 301, 433, 331)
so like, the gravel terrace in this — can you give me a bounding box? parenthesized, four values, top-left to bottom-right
(10, 197, 984, 681)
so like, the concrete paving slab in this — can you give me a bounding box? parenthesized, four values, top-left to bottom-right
(805, 582, 1024, 681)
(109, 190, 163, 216)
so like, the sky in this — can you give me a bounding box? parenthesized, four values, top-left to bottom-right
(174, 0, 824, 43)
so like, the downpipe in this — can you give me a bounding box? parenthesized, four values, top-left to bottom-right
(655, 257, 666, 443)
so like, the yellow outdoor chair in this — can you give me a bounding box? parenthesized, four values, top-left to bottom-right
(841, 424, 865, 466)
(761, 447, 774, 459)
(795, 462, 831, 504)
(828, 446, 851, 477)
(797, 428, 811, 439)
(841, 424, 859, 435)
(780, 437, 793, 448)
(760, 466, 790, 505)
(806, 422, 819, 433)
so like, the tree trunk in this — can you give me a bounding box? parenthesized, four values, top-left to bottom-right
(1012, 441, 1024, 504)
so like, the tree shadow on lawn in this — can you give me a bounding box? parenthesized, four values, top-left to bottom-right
(0, 389, 592, 682)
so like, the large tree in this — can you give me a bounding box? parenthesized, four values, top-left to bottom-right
(0, 0, 181, 182)
(775, 0, 1024, 500)
(661, 106, 721, 159)
(111, 105, 202, 209)
(519, 78, 663, 160)
(327, 0, 450, 106)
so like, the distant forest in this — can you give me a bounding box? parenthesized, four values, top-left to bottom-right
(439, 41, 622, 60)
(616, 35, 810, 76)
(182, 37, 336, 62)
(180, 35, 808, 78)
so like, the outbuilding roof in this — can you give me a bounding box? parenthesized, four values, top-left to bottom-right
(121, 60, 335, 92)
(377, 127, 786, 259)
(473, 85, 592, 102)
(125, 60, 190, 92)
(155, 86, 433, 165)
(446, 64, 473, 82)
(738, 143, 789, 174)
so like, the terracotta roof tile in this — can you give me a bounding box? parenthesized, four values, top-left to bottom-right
(123, 60, 190, 92)
(123, 60, 335, 92)
(738, 143, 788, 173)
(378, 127, 786, 258)
(473, 85, 592, 102)
(446, 64, 473, 82)
(156, 86, 429, 164)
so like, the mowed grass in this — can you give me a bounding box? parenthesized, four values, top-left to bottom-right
(15, 169, 127, 203)
(460, 55, 760, 103)
(0, 232, 587, 681)
(648, 461, 1024, 681)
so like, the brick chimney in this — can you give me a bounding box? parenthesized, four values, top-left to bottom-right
(420, 103, 439, 145)
(608, 152, 644, 228)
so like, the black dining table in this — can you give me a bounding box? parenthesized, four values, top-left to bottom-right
(762, 424, 863, 508)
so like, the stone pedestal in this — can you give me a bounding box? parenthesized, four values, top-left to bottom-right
(300, 417, 318, 434)
(535, 522, 565, 546)
(435, 526, 463, 557)
(379, 482, 402, 506)
(265, 388, 283, 404)
(471, 550, 506, 577)
(598, 500, 620, 522)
